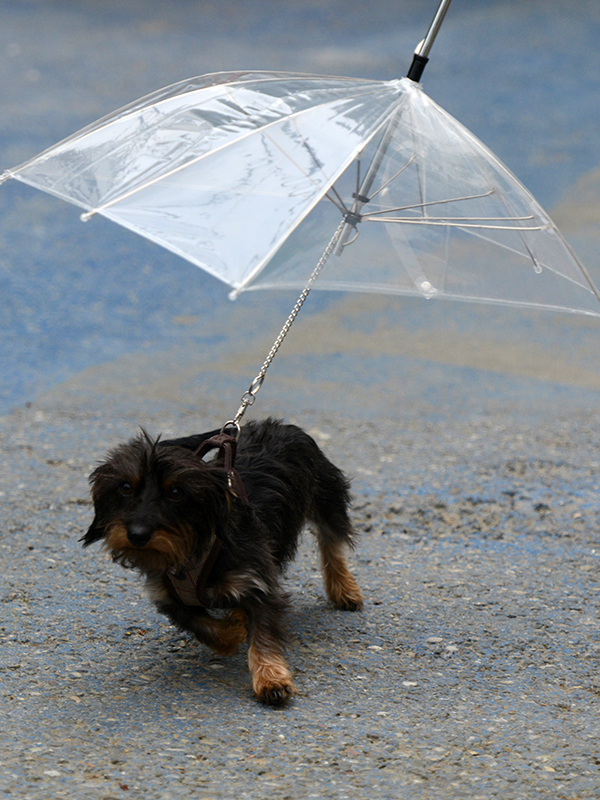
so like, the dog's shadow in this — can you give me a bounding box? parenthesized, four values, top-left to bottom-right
(128, 593, 361, 707)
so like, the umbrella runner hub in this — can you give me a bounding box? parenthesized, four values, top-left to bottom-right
(343, 210, 363, 228)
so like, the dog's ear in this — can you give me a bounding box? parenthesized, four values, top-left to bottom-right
(80, 517, 105, 547)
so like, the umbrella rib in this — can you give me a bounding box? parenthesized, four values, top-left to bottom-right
(367, 154, 415, 201)
(444, 222, 552, 265)
(14, 72, 386, 184)
(366, 217, 546, 230)
(410, 106, 427, 217)
(369, 215, 536, 221)
(494, 186, 547, 273)
(424, 95, 600, 299)
(259, 123, 355, 219)
(355, 156, 362, 203)
(459, 219, 600, 297)
(298, 136, 347, 212)
(362, 190, 495, 217)
(323, 191, 348, 214)
(234, 102, 403, 294)
(334, 97, 411, 254)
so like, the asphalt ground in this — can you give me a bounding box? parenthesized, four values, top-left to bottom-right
(1, 2, 600, 799)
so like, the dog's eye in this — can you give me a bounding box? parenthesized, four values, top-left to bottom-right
(167, 486, 184, 502)
(119, 482, 133, 496)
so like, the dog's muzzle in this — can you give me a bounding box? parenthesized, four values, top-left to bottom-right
(127, 523, 153, 548)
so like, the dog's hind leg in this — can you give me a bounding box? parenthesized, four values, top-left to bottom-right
(319, 534, 363, 611)
(309, 458, 363, 611)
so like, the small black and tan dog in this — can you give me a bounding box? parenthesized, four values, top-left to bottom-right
(83, 418, 363, 705)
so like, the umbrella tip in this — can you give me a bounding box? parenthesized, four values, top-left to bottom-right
(406, 52, 429, 83)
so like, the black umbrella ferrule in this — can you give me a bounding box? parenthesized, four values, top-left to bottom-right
(406, 53, 429, 83)
(344, 210, 362, 227)
(352, 192, 370, 204)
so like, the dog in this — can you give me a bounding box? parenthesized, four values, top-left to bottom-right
(83, 418, 363, 705)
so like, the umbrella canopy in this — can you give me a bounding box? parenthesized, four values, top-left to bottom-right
(3, 69, 600, 318)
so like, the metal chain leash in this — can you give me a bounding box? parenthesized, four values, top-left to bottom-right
(222, 218, 347, 436)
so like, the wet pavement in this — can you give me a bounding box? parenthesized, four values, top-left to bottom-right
(1, 1, 600, 798)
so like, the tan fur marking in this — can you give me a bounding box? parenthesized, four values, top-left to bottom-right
(320, 540, 363, 611)
(192, 608, 248, 656)
(104, 521, 193, 573)
(104, 521, 129, 551)
(247, 641, 295, 703)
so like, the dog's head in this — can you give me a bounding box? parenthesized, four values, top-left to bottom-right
(83, 431, 230, 574)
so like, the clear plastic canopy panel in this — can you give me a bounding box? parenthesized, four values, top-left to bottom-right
(247, 79, 600, 317)
(5, 72, 403, 289)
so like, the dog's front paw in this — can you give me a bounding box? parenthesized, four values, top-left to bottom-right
(255, 677, 295, 706)
(248, 643, 295, 706)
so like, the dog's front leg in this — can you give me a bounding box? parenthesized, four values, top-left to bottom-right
(244, 594, 295, 706)
(207, 567, 295, 704)
(247, 626, 295, 706)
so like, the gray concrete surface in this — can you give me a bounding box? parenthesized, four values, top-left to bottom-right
(2, 392, 600, 799)
(1, 1, 600, 798)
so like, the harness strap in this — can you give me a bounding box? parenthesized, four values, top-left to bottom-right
(165, 533, 223, 607)
(193, 432, 249, 505)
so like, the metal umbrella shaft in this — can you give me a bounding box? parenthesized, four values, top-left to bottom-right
(334, 0, 454, 255)
(407, 0, 454, 82)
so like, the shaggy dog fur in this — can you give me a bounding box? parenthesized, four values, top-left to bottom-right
(83, 418, 363, 704)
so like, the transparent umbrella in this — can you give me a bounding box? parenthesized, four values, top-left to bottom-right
(2, 0, 598, 422)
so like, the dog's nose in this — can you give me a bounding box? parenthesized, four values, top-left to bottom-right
(127, 524, 153, 548)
